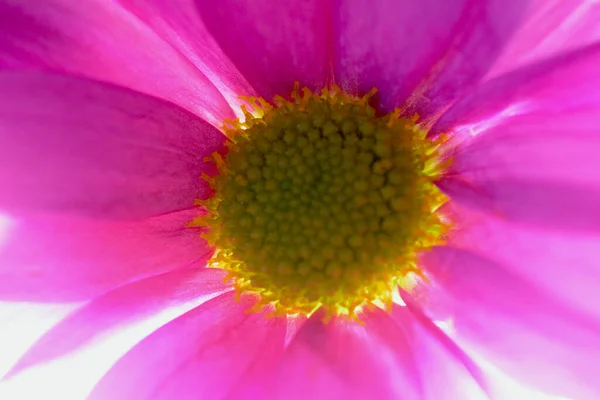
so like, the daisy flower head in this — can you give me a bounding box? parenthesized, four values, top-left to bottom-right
(0, 1, 599, 399)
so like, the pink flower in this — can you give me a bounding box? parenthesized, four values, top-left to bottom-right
(1, 0, 599, 399)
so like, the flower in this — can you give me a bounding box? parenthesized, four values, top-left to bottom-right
(1, 0, 600, 399)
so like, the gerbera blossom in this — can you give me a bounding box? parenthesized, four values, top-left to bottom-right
(1, 0, 599, 399)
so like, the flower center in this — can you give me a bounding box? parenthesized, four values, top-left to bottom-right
(194, 84, 450, 320)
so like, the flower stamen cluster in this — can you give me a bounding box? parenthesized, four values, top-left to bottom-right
(193, 84, 450, 320)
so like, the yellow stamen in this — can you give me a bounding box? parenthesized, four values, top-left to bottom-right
(192, 84, 451, 321)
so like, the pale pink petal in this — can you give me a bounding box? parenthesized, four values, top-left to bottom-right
(255, 310, 425, 400)
(0, 209, 212, 302)
(393, 291, 491, 400)
(115, 0, 256, 110)
(7, 268, 229, 377)
(89, 292, 287, 400)
(438, 110, 600, 231)
(446, 203, 600, 321)
(486, 0, 600, 80)
(433, 42, 600, 135)
(194, 0, 331, 101)
(421, 246, 600, 400)
(335, 0, 528, 119)
(0, 0, 234, 125)
(0, 302, 78, 379)
(0, 72, 225, 219)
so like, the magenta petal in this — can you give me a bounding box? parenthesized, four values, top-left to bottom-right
(258, 310, 425, 400)
(115, 0, 256, 109)
(437, 110, 600, 231)
(0, 72, 225, 219)
(0, 209, 212, 302)
(421, 246, 600, 400)
(486, 1, 600, 80)
(222, 315, 308, 400)
(8, 268, 229, 376)
(0, 0, 234, 125)
(194, 0, 331, 101)
(446, 203, 600, 321)
(334, 0, 528, 118)
(434, 43, 600, 134)
(89, 292, 287, 400)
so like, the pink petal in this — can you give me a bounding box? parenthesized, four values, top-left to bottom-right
(433, 42, 600, 135)
(486, 0, 600, 80)
(393, 291, 491, 400)
(446, 203, 600, 320)
(88, 292, 287, 400)
(421, 246, 600, 400)
(426, 47, 600, 397)
(0, 302, 78, 379)
(7, 268, 229, 377)
(256, 310, 426, 400)
(0, 0, 234, 125)
(0, 72, 225, 219)
(222, 315, 308, 400)
(194, 0, 331, 101)
(0, 209, 212, 302)
(334, 0, 528, 119)
(115, 0, 256, 110)
(438, 110, 600, 231)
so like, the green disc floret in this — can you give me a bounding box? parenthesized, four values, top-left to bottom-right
(196, 85, 450, 319)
